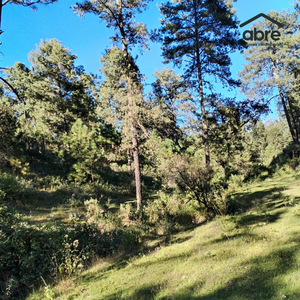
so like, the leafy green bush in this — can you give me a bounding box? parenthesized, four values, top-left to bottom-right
(0, 205, 140, 299)
(227, 174, 245, 193)
(35, 175, 65, 189)
(141, 192, 199, 234)
(244, 163, 270, 182)
(0, 206, 64, 299)
(269, 143, 300, 172)
(176, 159, 227, 217)
(0, 173, 23, 203)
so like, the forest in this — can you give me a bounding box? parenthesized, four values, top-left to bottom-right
(1, 0, 300, 299)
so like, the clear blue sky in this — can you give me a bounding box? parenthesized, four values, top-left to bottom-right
(0, 0, 294, 117)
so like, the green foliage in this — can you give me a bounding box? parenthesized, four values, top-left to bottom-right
(2, 39, 98, 156)
(84, 198, 104, 223)
(270, 143, 300, 171)
(209, 96, 251, 179)
(261, 119, 291, 166)
(0, 210, 64, 298)
(74, 0, 151, 210)
(142, 192, 199, 234)
(175, 155, 227, 217)
(159, 0, 244, 166)
(244, 163, 270, 182)
(0, 101, 18, 166)
(239, 10, 300, 143)
(159, 0, 242, 83)
(3, 3, 300, 300)
(7, 156, 30, 176)
(148, 67, 193, 143)
(43, 285, 55, 300)
(227, 174, 245, 194)
(57, 236, 86, 276)
(0, 173, 23, 203)
(60, 119, 114, 184)
(0, 204, 140, 299)
(25, 173, 300, 300)
(142, 133, 181, 188)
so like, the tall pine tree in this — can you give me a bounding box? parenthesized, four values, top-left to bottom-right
(73, 0, 151, 209)
(239, 10, 300, 144)
(2, 39, 97, 153)
(158, 0, 244, 167)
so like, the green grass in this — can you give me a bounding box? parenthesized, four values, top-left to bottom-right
(25, 173, 300, 300)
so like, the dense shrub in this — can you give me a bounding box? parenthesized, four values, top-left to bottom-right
(176, 161, 227, 217)
(0, 173, 23, 203)
(244, 163, 270, 182)
(139, 192, 201, 235)
(0, 205, 139, 300)
(269, 143, 300, 171)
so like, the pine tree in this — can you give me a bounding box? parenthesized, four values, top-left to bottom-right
(0, 0, 58, 101)
(158, 0, 244, 167)
(149, 67, 194, 144)
(99, 47, 149, 207)
(0, 98, 18, 166)
(2, 39, 98, 154)
(60, 118, 119, 184)
(73, 0, 151, 209)
(239, 10, 300, 144)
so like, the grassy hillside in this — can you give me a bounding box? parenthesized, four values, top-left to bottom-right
(26, 172, 300, 300)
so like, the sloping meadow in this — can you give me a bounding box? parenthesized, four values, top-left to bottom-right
(26, 173, 300, 300)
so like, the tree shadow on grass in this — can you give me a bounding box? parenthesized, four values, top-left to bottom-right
(200, 231, 260, 247)
(99, 243, 298, 300)
(234, 209, 284, 227)
(158, 244, 300, 300)
(103, 283, 164, 300)
(168, 235, 194, 245)
(228, 186, 288, 214)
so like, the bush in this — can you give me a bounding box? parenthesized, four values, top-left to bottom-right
(269, 143, 300, 171)
(244, 163, 270, 182)
(226, 174, 245, 195)
(141, 192, 200, 235)
(176, 158, 227, 217)
(0, 205, 140, 299)
(0, 206, 66, 298)
(0, 173, 23, 203)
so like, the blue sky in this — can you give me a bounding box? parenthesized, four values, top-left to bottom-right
(0, 0, 295, 117)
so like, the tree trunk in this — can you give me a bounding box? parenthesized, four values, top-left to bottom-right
(193, 0, 210, 168)
(286, 97, 299, 143)
(131, 125, 142, 210)
(198, 69, 210, 168)
(41, 135, 46, 154)
(278, 86, 297, 144)
(273, 60, 298, 144)
(118, 0, 142, 209)
(127, 148, 132, 172)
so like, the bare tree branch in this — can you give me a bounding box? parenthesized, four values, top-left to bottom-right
(3, 0, 57, 6)
(0, 76, 23, 103)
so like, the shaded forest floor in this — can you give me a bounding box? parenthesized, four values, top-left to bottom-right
(26, 172, 300, 300)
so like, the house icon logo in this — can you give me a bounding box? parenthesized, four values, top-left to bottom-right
(240, 13, 284, 42)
